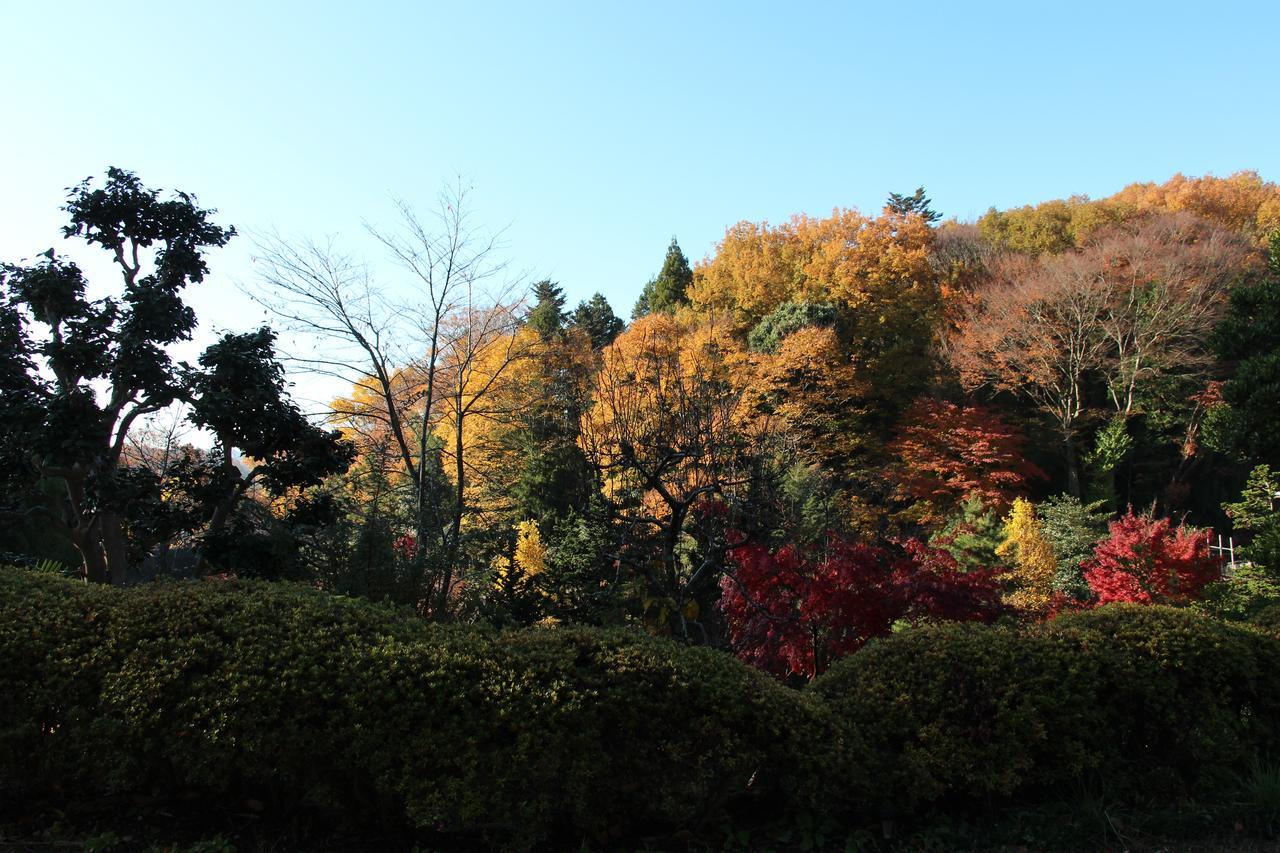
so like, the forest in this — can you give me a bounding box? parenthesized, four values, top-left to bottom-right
(4, 168, 1280, 850)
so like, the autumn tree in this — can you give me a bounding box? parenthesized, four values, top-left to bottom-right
(719, 535, 1002, 679)
(1082, 509, 1219, 605)
(889, 398, 1044, 523)
(952, 213, 1248, 496)
(253, 181, 518, 613)
(996, 498, 1058, 616)
(580, 313, 752, 639)
(744, 325, 871, 471)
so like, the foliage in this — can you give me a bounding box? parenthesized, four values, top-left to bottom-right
(1224, 464, 1280, 574)
(569, 292, 624, 349)
(8, 569, 1280, 846)
(0, 567, 816, 850)
(632, 237, 693, 318)
(996, 498, 1059, 616)
(1082, 508, 1220, 604)
(890, 398, 1044, 522)
(813, 604, 1280, 819)
(719, 535, 1002, 678)
(524, 279, 567, 339)
(1038, 494, 1110, 600)
(744, 301, 837, 353)
(885, 186, 942, 223)
(1206, 233, 1280, 466)
(0, 168, 351, 583)
(928, 495, 1004, 573)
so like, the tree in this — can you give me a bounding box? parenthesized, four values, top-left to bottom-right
(719, 535, 1002, 679)
(996, 498, 1058, 617)
(525, 280, 567, 339)
(1038, 494, 1109, 600)
(1223, 464, 1280, 575)
(569, 292, 624, 349)
(580, 313, 752, 639)
(929, 495, 1004, 574)
(1088, 214, 1250, 417)
(632, 237, 693, 318)
(889, 398, 1045, 523)
(253, 180, 516, 614)
(1205, 232, 1280, 466)
(0, 168, 351, 583)
(744, 301, 837, 353)
(1082, 509, 1219, 605)
(886, 186, 941, 224)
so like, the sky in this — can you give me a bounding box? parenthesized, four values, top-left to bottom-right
(3, 0, 1279, 406)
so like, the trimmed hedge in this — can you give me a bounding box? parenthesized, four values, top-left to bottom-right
(0, 569, 817, 848)
(4, 568, 1280, 848)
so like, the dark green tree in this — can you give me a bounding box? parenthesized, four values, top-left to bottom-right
(525, 279, 567, 339)
(1206, 232, 1280, 466)
(632, 237, 693, 318)
(1038, 494, 1110, 599)
(0, 168, 353, 583)
(746, 301, 838, 353)
(928, 495, 1003, 573)
(886, 186, 942, 223)
(570, 292, 624, 349)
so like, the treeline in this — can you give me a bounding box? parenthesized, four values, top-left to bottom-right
(3, 169, 1279, 679)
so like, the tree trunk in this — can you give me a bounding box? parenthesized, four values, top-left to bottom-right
(1064, 437, 1082, 499)
(100, 511, 130, 585)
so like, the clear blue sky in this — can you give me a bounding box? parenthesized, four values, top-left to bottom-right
(3, 1, 1278, 400)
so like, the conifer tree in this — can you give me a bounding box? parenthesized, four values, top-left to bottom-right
(632, 237, 693, 318)
(570, 292, 624, 349)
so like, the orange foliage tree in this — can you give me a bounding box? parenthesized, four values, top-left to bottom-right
(580, 313, 753, 638)
(889, 398, 1045, 523)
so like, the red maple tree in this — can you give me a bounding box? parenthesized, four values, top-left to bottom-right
(889, 398, 1045, 522)
(718, 535, 1003, 678)
(1082, 509, 1220, 605)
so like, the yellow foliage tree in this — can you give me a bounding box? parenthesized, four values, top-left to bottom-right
(689, 208, 937, 331)
(493, 518, 548, 590)
(996, 497, 1057, 616)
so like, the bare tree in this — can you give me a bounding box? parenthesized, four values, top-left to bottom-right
(951, 251, 1110, 497)
(1087, 213, 1251, 415)
(250, 179, 523, 615)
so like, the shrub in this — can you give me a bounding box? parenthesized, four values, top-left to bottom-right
(808, 623, 1096, 817)
(1044, 605, 1280, 793)
(0, 567, 815, 848)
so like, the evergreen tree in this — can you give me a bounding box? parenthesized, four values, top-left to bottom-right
(525, 279, 567, 339)
(632, 237, 693, 318)
(929, 495, 1003, 573)
(1206, 232, 1280, 466)
(886, 186, 942, 223)
(570, 292, 624, 349)
(1038, 494, 1110, 600)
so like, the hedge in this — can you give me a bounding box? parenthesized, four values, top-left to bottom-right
(4, 567, 1280, 848)
(0, 569, 817, 848)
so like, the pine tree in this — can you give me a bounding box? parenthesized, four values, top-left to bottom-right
(1039, 494, 1110, 600)
(632, 237, 693, 318)
(525, 280, 567, 339)
(886, 186, 942, 223)
(570, 292, 624, 349)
